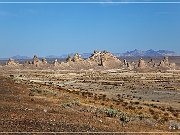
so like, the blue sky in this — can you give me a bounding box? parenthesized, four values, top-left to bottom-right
(0, 1, 180, 57)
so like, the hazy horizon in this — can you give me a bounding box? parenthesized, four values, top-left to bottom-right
(0, 0, 180, 57)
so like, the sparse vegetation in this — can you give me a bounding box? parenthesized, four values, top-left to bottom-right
(1, 55, 179, 132)
(119, 112, 130, 127)
(61, 99, 81, 108)
(105, 108, 118, 117)
(30, 88, 57, 96)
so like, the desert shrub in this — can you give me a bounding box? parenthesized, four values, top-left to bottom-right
(74, 91, 80, 95)
(164, 112, 169, 116)
(169, 120, 180, 130)
(138, 113, 145, 120)
(81, 92, 86, 97)
(167, 106, 174, 112)
(29, 92, 35, 96)
(105, 108, 118, 117)
(110, 105, 113, 108)
(137, 106, 143, 110)
(105, 98, 110, 102)
(173, 112, 179, 118)
(31, 88, 42, 94)
(101, 102, 105, 106)
(117, 94, 121, 98)
(118, 99, 124, 102)
(159, 117, 169, 124)
(96, 107, 105, 114)
(149, 108, 155, 115)
(102, 94, 106, 101)
(152, 105, 158, 108)
(134, 101, 140, 105)
(61, 99, 80, 108)
(112, 99, 119, 103)
(122, 102, 128, 107)
(160, 106, 166, 111)
(88, 92, 93, 97)
(153, 113, 159, 120)
(127, 105, 136, 110)
(10, 74, 14, 78)
(94, 94, 98, 100)
(119, 113, 130, 126)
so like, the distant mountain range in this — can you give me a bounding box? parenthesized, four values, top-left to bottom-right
(11, 55, 31, 60)
(122, 49, 177, 57)
(79, 50, 177, 58)
(46, 53, 92, 59)
(1, 49, 178, 60)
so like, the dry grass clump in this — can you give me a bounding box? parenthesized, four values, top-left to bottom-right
(61, 99, 81, 108)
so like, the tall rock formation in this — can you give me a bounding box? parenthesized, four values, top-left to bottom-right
(137, 58, 147, 69)
(53, 59, 59, 67)
(33, 55, 40, 67)
(158, 56, 176, 69)
(87, 50, 121, 68)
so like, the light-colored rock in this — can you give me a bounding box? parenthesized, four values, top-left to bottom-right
(72, 53, 84, 62)
(33, 55, 40, 67)
(87, 51, 121, 68)
(54, 59, 59, 67)
(169, 63, 176, 69)
(6, 58, 19, 66)
(163, 56, 169, 65)
(42, 58, 47, 64)
(137, 58, 147, 69)
(159, 60, 166, 67)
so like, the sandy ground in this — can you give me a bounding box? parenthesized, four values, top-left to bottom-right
(0, 68, 180, 134)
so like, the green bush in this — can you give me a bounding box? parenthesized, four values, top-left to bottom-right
(119, 113, 130, 126)
(105, 108, 118, 117)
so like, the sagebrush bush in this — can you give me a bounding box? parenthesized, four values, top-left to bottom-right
(119, 112, 130, 126)
(105, 108, 118, 117)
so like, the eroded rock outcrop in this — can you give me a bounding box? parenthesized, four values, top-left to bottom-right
(6, 58, 19, 66)
(42, 58, 47, 65)
(163, 56, 169, 65)
(72, 53, 84, 62)
(158, 56, 176, 69)
(123, 59, 128, 67)
(2, 51, 178, 71)
(169, 63, 176, 69)
(87, 51, 121, 68)
(53, 59, 59, 67)
(88, 51, 102, 66)
(137, 58, 147, 69)
(158, 56, 169, 68)
(66, 55, 72, 62)
(33, 55, 40, 67)
(122, 59, 133, 70)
